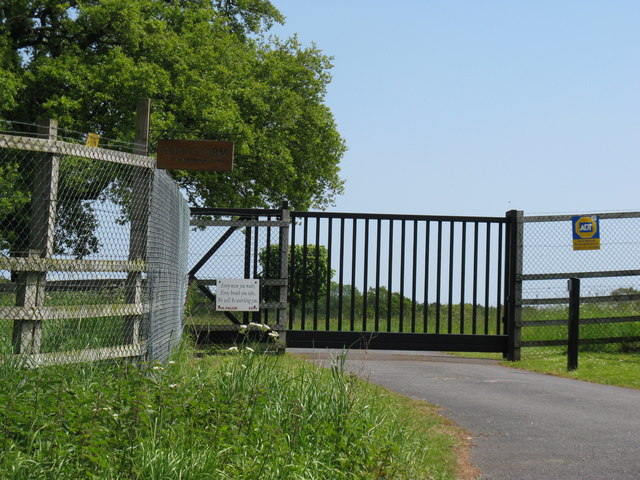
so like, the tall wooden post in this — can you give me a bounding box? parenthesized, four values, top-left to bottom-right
(124, 99, 152, 345)
(13, 118, 60, 354)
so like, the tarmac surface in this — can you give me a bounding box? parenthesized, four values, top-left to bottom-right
(290, 348, 640, 480)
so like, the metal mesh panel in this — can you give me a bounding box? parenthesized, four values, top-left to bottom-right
(187, 210, 288, 334)
(1, 122, 187, 365)
(521, 213, 640, 358)
(145, 170, 189, 362)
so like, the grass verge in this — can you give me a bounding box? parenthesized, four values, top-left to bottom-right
(504, 351, 640, 390)
(0, 342, 465, 479)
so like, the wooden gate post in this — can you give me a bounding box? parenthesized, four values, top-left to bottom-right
(124, 98, 152, 345)
(13, 118, 60, 354)
(505, 210, 523, 361)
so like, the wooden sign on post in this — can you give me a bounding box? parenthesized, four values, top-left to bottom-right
(157, 139, 234, 171)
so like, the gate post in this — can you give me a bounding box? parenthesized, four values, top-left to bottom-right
(505, 210, 523, 361)
(278, 202, 290, 349)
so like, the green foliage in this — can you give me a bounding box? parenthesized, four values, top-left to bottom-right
(0, 1, 344, 258)
(0, 347, 459, 479)
(0, 0, 345, 212)
(259, 243, 334, 303)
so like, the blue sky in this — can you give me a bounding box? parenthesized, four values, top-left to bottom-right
(270, 1, 640, 217)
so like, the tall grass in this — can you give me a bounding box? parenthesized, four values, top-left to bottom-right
(0, 342, 460, 479)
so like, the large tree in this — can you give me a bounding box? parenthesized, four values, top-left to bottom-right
(0, 0, 345, 212)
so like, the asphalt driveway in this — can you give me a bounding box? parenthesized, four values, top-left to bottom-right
(291, 349, 640, 480)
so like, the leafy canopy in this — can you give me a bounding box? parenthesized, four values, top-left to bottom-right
(0, 0, 345, 211)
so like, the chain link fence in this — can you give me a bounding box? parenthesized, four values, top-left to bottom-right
(187, 208, 288, 347)
(520, 213, 640, 358)
(0, 119, 189, 365)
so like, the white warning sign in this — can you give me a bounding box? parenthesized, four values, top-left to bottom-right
(216, 279, 260, 311)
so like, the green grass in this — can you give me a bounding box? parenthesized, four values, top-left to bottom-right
(504, 350, 640, 389)
(0, 341, 463, 479)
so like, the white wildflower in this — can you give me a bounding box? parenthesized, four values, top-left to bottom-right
(112, 413, 119, 420)
(245, 347, 255, 353)
(268, 331, 279, 339)
(168, 360, 176, 365)
(153, 365, 164, 371)
(168, 384, 178, 389)
(228, 346, 239, 352)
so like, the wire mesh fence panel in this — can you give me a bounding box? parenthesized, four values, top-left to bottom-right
(0, 120, 189, 365)
(187, 208, 288, 338)
(520, 213, 640, 359)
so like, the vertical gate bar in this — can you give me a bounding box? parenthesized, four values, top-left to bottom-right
(252, 220, 259, 324)
(350, 218, 358, 331)
(387, 220, 394, 332)
(313, 217, 321, 330)
(363, 218, 370, 331)
(325, 218, 333, 331)
(423, 221, 431, 332)
(253, 221, 259, 278)
(496, 222, 504, 335)
(435, 221, 442, 333)
(447, 221, 455, 334)
(301, 217, 309, 330)
(244, 224, 251, 324)
(460, 222, 467, 334)
(411, 220, 418, 333)
(264, 218, 272, 323)
(484, 223, 491, 334)
(472, 222, 479, 334)
(399, 219, 406, 332)
(289, 217, 296, 329)
(375, 219, 382, 332)
(338, 217, 345, 331)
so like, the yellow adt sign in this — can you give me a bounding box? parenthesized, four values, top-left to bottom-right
(572, 216, 600, 251)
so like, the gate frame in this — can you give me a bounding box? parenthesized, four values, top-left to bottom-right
(187, 207, 520, 356)
(188, 204, 290, 346)
(286, 210, 520, 356)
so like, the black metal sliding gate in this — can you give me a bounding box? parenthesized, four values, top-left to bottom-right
(286, 210, 519, 358)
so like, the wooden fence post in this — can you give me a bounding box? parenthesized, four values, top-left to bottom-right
(13, 118, 59, 354)
(567, 277, 580, 371)
(124, 98, 152, 345)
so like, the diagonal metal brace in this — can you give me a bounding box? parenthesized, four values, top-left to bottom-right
(189, 226, 237, 277)
(189, 274, 241, 325)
